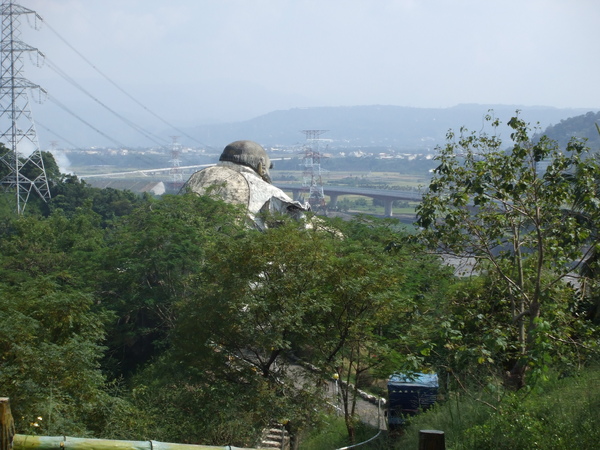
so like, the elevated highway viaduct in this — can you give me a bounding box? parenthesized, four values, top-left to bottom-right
(276, 185, 423, 217)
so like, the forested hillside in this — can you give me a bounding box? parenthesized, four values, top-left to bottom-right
(541, 110, 600, 150)
(0, 166, 454, 445)
(1, 112, 600, 449)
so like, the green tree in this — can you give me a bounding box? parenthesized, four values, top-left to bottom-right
(168, 215, 338, 439)
(49, 175, 147, 224)
(0, 209, 114, 435)
(170, 213, 448, 443)
(0, 279, 114, 435)
(567, 127, 600, 325)
(306, 217, 451, 441)
(104, 353, 275, 446)
(416, 113, 600, 388)
(99, 193, 244, 376)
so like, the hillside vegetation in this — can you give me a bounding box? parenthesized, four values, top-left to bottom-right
(541, 110, 600, 150)
(1, 112, 599, 449)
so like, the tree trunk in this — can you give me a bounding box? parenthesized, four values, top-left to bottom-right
(1, 398, 15, 450)
(507, 360, 527, 390)
(344, 418, 356, 445)
(508, 300, 542, 389)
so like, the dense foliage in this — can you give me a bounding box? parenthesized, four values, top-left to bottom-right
(0, 172, 450, 446)
(396, 365, 600, 450)
(541, 110, 600, 151)
(1, 117, 599, 448)
(417, 113, 600, 389)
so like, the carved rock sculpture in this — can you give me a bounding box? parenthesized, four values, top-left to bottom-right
(181, 140, 310, 229)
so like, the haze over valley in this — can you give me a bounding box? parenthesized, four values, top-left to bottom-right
(14, 0, 599, 153)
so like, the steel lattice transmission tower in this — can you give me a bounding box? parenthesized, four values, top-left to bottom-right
(169, 135, 183, 183)
(0, 1, 50, 214)
(300, 129, 328, 210)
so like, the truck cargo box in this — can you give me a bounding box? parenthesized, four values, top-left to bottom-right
(387, 372, 439, 428)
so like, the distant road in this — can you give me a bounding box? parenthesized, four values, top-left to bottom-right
(277, 184, 422, 201)
(277, 184, 422, 217)
(79, 167, 423, 217)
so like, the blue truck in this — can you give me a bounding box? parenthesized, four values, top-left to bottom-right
(387, 372, 439, 430)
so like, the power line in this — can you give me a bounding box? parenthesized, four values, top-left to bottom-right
(35, 119, 81, 149)
(45, 93, 173, 171)
(37, 117, 167, 171)
(36, 121, 117, 169)
(47, 94, 128, 149)
(39, 17, 208, 148)
(44, 57, 168, 146)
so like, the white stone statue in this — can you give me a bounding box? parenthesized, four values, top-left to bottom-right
(180, 140, 310, 230)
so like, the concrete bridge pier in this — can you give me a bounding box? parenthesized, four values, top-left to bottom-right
(329, 194, 339, 209)
(384, 198, 394, 217)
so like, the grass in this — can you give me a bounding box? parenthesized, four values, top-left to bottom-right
(321, 171, 430, 189)
(274, 170, 429, 189)
(299, 416, 391, 450)
(300, 365, 600, 449)
(394, 365, 600, 449)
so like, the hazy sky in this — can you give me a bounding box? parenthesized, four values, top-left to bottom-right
(14, 0, 600, 146)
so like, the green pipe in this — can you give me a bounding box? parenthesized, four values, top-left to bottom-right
(13, 435, 255, 450)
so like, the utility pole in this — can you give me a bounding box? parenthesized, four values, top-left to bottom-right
(0, 1, 50, 214)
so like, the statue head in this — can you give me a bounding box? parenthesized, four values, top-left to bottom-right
(219, 140, 273, 183)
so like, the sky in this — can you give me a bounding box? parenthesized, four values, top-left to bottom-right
(11, 0, 600, 148)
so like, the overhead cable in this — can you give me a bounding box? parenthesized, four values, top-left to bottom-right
(38, 108, 162, 169)
(35, 119, 82, 149)
(40, 17, 208, 147)
(44, 57, 167, 146)
(47, 94, 128, 148)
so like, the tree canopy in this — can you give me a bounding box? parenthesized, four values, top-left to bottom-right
(1, 122, 599, 446)
(417, 113, 600, 388)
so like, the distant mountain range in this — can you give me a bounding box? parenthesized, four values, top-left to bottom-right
(187, 104, 597, 150)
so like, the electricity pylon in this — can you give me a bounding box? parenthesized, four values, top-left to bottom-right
(300, 129, 328, 211)
(169, 135, 183, 183)
(0, 1, 50, 214)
